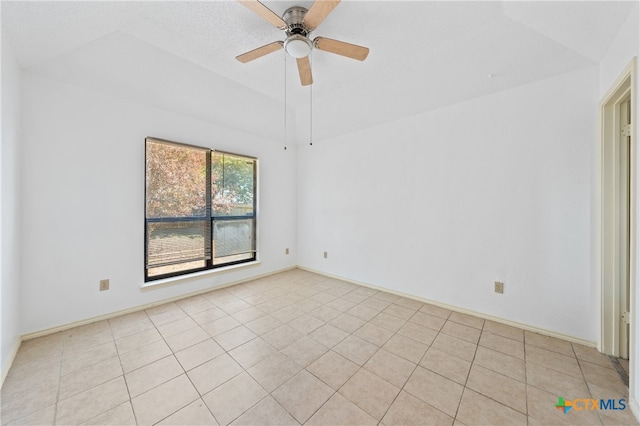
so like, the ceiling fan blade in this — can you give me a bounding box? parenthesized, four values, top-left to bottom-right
(296, 56, 313, 86)
(236, 41, 283, 63)
(314, 37, 369, 61)
(303, 0, 341, 30)
(237, 0, 287, 29)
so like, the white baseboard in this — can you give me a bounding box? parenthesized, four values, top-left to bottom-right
(1, 337, 21, 388)
(298, 266, 597, 348)
(21, 266, 296, 341)
(20, 264, 594, 348)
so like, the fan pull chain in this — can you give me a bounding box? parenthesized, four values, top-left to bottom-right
(309, 56, 313, 146)
(284, 53, 287, 151)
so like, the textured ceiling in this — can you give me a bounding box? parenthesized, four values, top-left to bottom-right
(2, 1, 637, 142)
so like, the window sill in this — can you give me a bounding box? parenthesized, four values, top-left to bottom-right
(141, 260, 262, 290)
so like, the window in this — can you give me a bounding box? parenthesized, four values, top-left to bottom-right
(145, 137, 257, 281)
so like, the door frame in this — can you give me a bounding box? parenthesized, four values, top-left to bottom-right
(600, 57, 637, 360)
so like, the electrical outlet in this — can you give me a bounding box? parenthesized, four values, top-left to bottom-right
(285, 248, 289, 255)
(323, 251, 328, 259)
(494, 281, 504, 294)
(100, 279, 110, 291)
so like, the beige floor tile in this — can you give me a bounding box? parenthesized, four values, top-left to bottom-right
(125, 355, 184, 397)
(343, 292, 370, 304)
(457, 388, 527, 425)
(147, 305, 188, 327)
(261, 324, 304, 350)
(220, 299, 252, 315)
(383, 333, 429, 363)
(280, 336, 328, 367)
(395, 297, 424, 310)
(479, 331, 525, 359)
(176, 295, 214, 316)
(156, 399, 218, 425)
(110, 316, 155, 341)
(572, 343, 614, 368)
(372, 291, 399, 303)
(430, 333, 477, 362)
(228, 337, 277, 369)
(61, 340, 118, 376)
(310, 292, 337, 304)
(1, 381, 58, 424)
(119, 340, 173, 373)
(56, 376, 130, 425)
(381, 391, 453, 426)
(247, 352, 303, 392)
(190, 307, 228, 326)
(383, 304, 417, 321)
(203, 372, 268, 425)
(466, 364, 526, 413)
(360, 297, 392, 312)
(131, 374, 200, 426)
(231, 306, 267, 323)
(213, 325, 257, 351)
(580, 359, 629, 394)
(525, 331, 574, 356)
(309, 305, 342, 322)
(270, 306, 304, 323)
(187, 353, 244, 395)
(326, 297, 357, 312)
(230, 396, 298, 426)
(330, 313, 367, 333)
(409, 311, 447, 331)
(244, 315, 283, 335)
(526, 384, 601, 425)
(525, 362, 589, 397)
(397, 322, 438, 345)
(339, 368, 400, 420)
(419, 347, 471, 385)
(115, 328, 162, 355)
(201, 316, 242, 337)
(333, 335, 379, 366)
(308, 323, 349, 348)
(419, 304, 452, 319)
(296, 298, 322, 312)
(272, 370, 334, 423)
(175, 338, 225, 371)
(348, 304, 380, 321)
(166, 325, 211, 352)
(473, 346, 525, 382)
(404, 366, 464, 417)
(107, 310, 148, 329)
(525, 345, 582, 379)
(482, 320, 524, 342)
(587, 382, 629, 402)
(156, 316, 198, 338)
(354, 322, 395, 346)
(59, 355, 123, 400)
(364, 348, 416, 388)
(6, 404, 56, 426)
(82, 401, 136, 425)
(287, 313, 325, 334)
(307, 350, 360, 390)
(441, 321, 481, 344)
(307, 392, 378, 425)
(369, 312, 407, 332)
(449, 312, 484, 329)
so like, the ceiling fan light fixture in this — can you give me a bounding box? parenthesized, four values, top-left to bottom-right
(284, 35, 312, 58)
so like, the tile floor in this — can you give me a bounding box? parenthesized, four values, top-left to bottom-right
(1, 269, 637, 425)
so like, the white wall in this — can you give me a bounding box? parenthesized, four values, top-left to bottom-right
(1, 33, 23, 380)
(297, 65, 598, 342)
(598, 2, 639, 417)
(19, 73, 297, 334)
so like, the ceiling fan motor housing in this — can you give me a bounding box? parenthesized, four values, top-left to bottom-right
(283, 6, 313, 58)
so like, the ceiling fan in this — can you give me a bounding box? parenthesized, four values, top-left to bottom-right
(236, 0, 369, 86)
